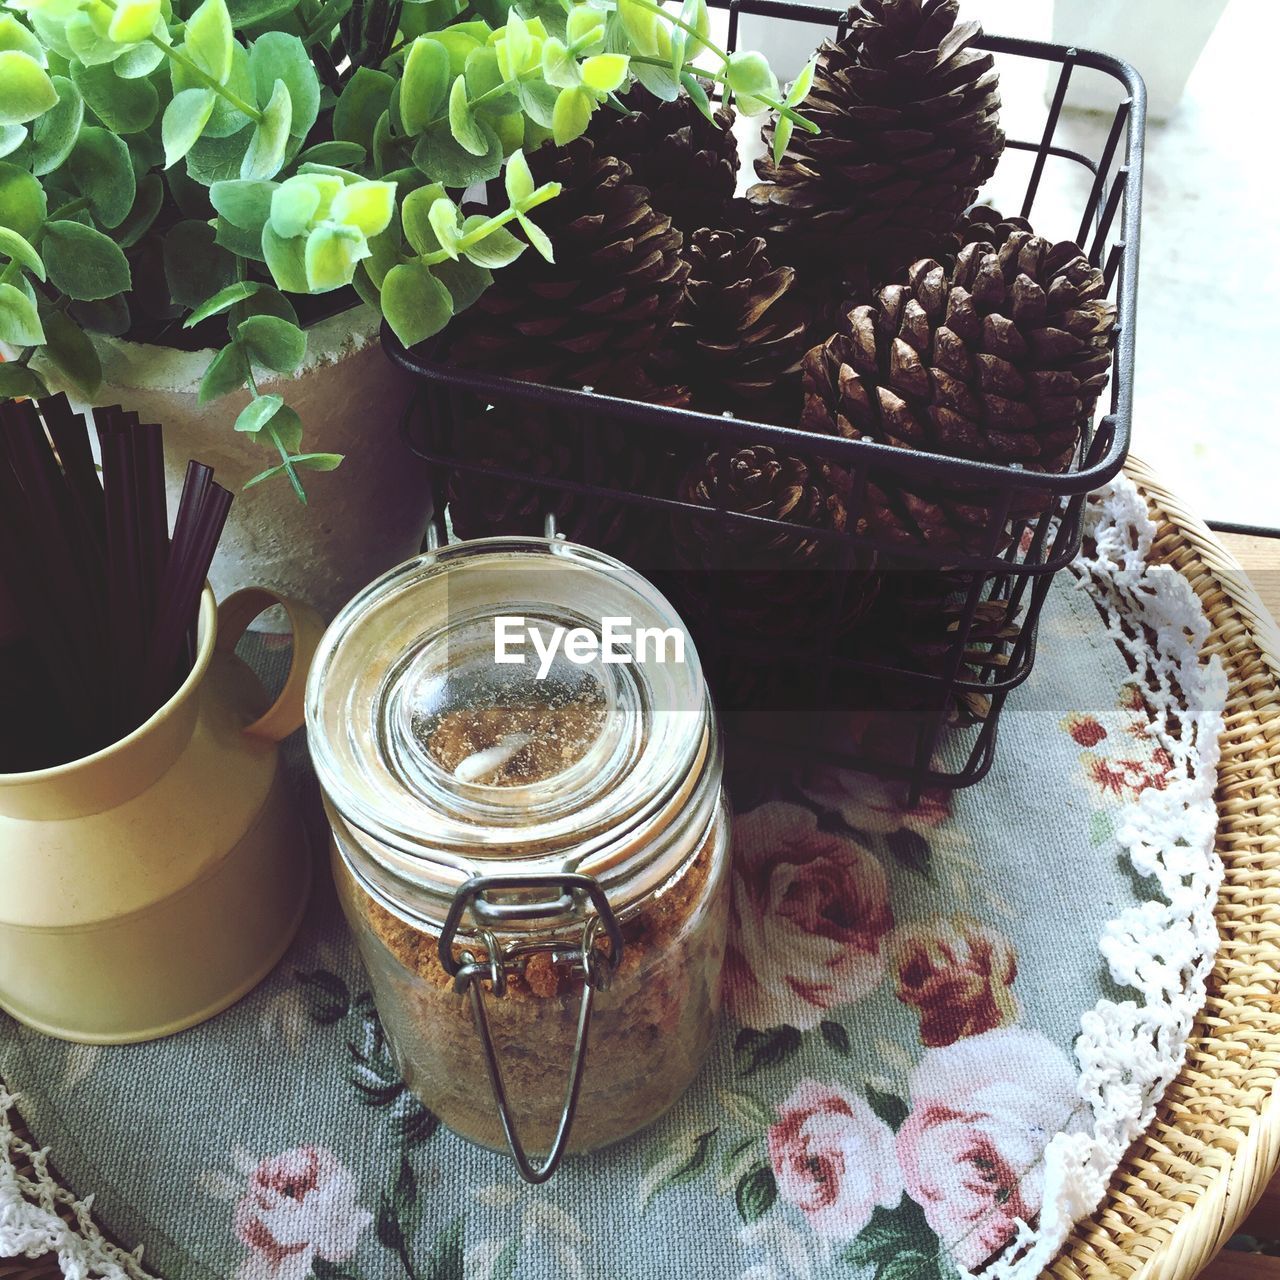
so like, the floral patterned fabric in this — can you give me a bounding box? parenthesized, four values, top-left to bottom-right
(0, 569, 1196, 1280)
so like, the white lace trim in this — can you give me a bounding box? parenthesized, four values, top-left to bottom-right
(0, 1086, 152, 1280)
(0, 476, 1228, 1279)
(982, 475, 1228, 1278)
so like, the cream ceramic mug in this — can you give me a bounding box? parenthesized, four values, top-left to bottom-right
(0, 586, 323, 1043)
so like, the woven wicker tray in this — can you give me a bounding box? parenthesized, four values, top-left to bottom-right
(3, 458, 1278, 1280)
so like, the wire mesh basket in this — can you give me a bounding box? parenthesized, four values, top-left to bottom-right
(384, 0, 1145, 796)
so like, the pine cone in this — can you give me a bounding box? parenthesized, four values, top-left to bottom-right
(665, 229, 812, 423)
(799, 231, 1116, 546)
(858, 569, 1022, 724)
(749, 0, 1004, 289)
(447, 369, 688, 571)
(588, 87, 739, 236)
(446, 138, 690, 390)
(670, 445, 877, 650)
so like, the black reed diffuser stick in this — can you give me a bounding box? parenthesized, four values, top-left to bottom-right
(0, 394, 233, 769)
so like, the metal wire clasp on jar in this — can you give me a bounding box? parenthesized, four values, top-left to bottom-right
(306, 534, 731, 1182)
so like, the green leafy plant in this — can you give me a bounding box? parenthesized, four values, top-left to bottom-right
(0, 0, 812, 496)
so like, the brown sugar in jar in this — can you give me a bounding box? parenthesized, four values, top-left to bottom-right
(307, 538, 730, 1177)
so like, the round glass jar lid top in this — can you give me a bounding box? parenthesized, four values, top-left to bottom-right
(306, 538, 710, 868)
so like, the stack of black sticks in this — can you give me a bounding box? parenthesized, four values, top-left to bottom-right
(0, 394, 232, 770)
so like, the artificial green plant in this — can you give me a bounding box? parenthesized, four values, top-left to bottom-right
(0, 0, 814, 496)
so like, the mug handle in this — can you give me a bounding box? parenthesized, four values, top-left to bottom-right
(215, 588, 327, 743)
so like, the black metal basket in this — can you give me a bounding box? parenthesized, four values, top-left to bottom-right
(385, 0, 1145, 797)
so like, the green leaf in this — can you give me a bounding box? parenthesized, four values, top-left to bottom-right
(399, 180, 445, 255)
(71, 61, 158, 134)
(240, 77, 291, 180)
(503, 148, 534, 205)
(43, 220, 130, 300)
(0, 226, 44, 280)
(67, 126, 135, 227)
(29, 75, 82, 176)
(198, 42, 255, 137)
(303, 224, 365, 291)
(163, 219, 235, 309)
(566, 5, 605, 52)
(70, 291, 129, 335)
(886, 827, 932, 879)
(540, 37, 579, 89)
(735, 1161, 777, 1226)
(249, 33, 318, 140)
(551, 84, 592, 145)
(0, 51, 57, 127)
(733, 1025, 802, 1075)
(270, 177, 320, 238)
(0, 360, 48, 399)
(0, 16, 44, 64)
(516, 78, 558, 128)
(434, 255, 490, 312)
(0, 162, 46, 239)
(261, 220, 308, 291)
(0, 281, 44, 345)
(771, 112, 793, 167)
(400, 36, 450, 135)
(296, 140, 365, 167)
(40, 308, 101, 396)
(227, 0, 299, 28)
(427, 194, 460, 257)
(198, 339, 249, 404)
(819, 1019, 851, 1055)
(786, 56, 816, 107)
(290, 451, 342, 471)
(333, 66, 394, 150)
(163, 87, 216, 167)
(331, 180, 396, 236)
(411, 117, 502, 187)
(113, 39, 167, 78)
(515, 209, 552, 261)
(0, 125, 23, 159)
(237, 312, 305, 371)
(581, 52, 627, 94)
(234, 391, 283, 434)
(183, 0, 235, 82)
(680, 70, 714, 123)
(435, 25, 486, 77)
(631, 59, 678, 103)
(865, 1086, 909, 1132)
(229, 283, 296, 327)
(184, 121, 253, 184)
(262, 403, 302, 451)
(209, 177, 276, 230)
(446, 74, 488, 157)
(877, 1253, 939, 1280)
(380, 259, 452, 347)
(185, 279, 262, 327)
(108, 0, 161, 45)
(459, 215, 523, 268)
(115, 172, 163, 248)
(725, 50, 776, 98)
(616, 0, 658, 55)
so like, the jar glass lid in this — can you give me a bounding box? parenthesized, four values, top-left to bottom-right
(306, 537, 711, 876)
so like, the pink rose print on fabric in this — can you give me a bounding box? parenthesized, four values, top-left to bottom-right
(234, 1145, 373, 1280)
(896, 1028, 1085, 1271)
(799, 765, 953, 839)
(768, 1080, 903, 1239)
(727, 802, 894, 1031)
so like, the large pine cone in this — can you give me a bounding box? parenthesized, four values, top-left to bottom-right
(749, 0, 1004, 288)
(446, 139, 690, 390)
(666, 229, 811, 423)
(588, 87, 739, 237)
(800, 229, 1116, 546)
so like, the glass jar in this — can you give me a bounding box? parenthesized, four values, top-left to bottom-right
(306, 536, 730, 1181)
